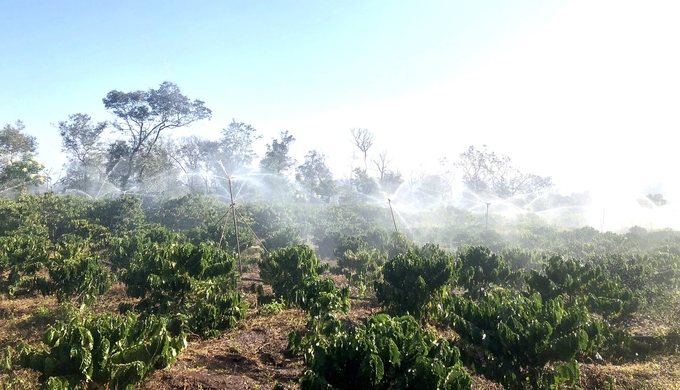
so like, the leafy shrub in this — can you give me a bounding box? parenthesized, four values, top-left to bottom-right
(45, 235, 114, 306)
(336, 248, 386, 296)
(499, 246, 543, 271)
(18, 312, 186, 389)
(258, 299, 286, 316)
(0, 223, 50, 296)
(259, 245, 327, 303)
(375, 244, 454, 319)
(458, 246, 522, 300)
(119, 241, 247, 338)
(144, 193, 227, 231)
(442, 290, 604, 389)
(185, 221, 255, 254)
(89, 195, 145, 234)
(104, 224, 181, 272)
(263, 226, 303, 251)
(297, 314, 472, 390)
(597, 252, 680, 310)
(386, 231, 415, 260)
(185, 282, 248, 339)
(526, 256, 634, 319)
(63, 219, 110, 250)
(19, 193, 95, 243)
(292, 276, 350, 319)
(333, 234, 367, 259)
(240, 203, 296, 241)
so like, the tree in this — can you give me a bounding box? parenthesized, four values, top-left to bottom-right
(296, 150, 336, 199)
(455, 145, 552, 198)
(381, 170, 404, 193)
(133, 137, 177, 193)
(372, 150, 390, 180)
(56, 113, 107, 192)
(371, 150, 404, 193)
(349, 128, 373, 171)
(353, 167, 379, 196)
(259, 131, 296, 174)
(217, 119, 262, 174)
(0, 121, 37, 159)
(171, 135, 219, 194)
(102, 81, 212, 189)
(103, 140, 130, 186)
(455, 145, 491, 194)
(0, 121, 45, 191)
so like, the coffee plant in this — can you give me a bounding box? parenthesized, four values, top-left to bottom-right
(441, 289, 604, 389)
(335, 248, 386, 296)
(375, 244, 455, 320)
(259, 244, 328, 303)
(526, 256, 634, 319)
(18, 312, 186, 389)
(297, 313, 472, 390)
(45, 234, 114, 306)
(119, 241, 247, 338)
(458, 245, 522, 300)
(0, 223, 50, 296)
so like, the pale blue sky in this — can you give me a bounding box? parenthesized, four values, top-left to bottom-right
(1, 0, 559, 162)
(2, 1, 679, 229)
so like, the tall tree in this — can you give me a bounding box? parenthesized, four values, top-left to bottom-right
(353, 167, 379, 196)
(380, 170, 404, 194)
(171, 135, 219, 194)
(0, 120, 45, 191)
(349, 128, 374, 171)
(0, 120, 36, 160)
(56, 113, 107, 191)
(372, 150, 390, 181)
(259, 131, 296, 175)
(295, 150, 336, 199)
(455, 145, 553, 198)
(134, 137, 177, 194)
(217, 119, 262, 174)
(455, 145, 490, 194)
(102, 81, 212, 189)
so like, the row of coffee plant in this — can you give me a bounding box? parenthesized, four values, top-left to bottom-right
(1, 192, 679, 388)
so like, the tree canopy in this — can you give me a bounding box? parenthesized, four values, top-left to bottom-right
(57, 113, 107, 191)
(455, 145, 553, 198)
(0, 120, 45, 191)
(217, 119, 262, 174)
(102, 81, 212, 189)
(296, 150, 336, 199)
(259, 131, 296, 175)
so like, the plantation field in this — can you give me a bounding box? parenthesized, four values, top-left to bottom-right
(0, 193, 679, 389)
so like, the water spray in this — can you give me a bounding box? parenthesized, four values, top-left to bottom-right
(388, 198, 398, 233)
(485, 202, 491, 230)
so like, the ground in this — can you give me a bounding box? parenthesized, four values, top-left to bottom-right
(0, 270, 679, 389)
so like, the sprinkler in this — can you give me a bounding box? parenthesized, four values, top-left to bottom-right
(219, 175, 242, 275)
(388, 198, 398, 233)
(229, 175, 242, 275)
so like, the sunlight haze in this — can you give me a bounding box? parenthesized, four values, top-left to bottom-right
(1, 0, 678, 229)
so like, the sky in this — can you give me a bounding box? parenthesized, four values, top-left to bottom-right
(1, 0, 679, 228)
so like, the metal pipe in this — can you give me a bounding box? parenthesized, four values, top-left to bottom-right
(388, 198, 398, 233)
(228, 175, 242, 275)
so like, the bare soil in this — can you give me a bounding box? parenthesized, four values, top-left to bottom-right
(1, 275, 679, 389)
